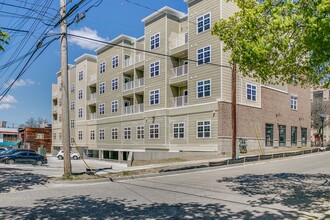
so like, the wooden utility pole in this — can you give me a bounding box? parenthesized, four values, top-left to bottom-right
(232, 63, 237, 159)
(60, 0, 72, 175)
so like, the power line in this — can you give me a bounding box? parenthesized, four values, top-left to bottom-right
(66, 33, 232, 69)
(0, 27, 29, 33)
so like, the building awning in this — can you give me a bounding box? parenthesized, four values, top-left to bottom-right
(0, 141, 21, 147)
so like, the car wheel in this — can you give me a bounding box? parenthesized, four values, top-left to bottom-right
(36, 160, 43, 166)
(58, 155, 63, 160)
(7, 159, 15, 165)
(73, 155, 78, 160)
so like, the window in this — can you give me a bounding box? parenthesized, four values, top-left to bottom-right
(149, 124, 159, 139)
(78, 131, 83, 140)
(99, 61, 106, 73)
(291, 126, 297, 146)
(59, 133, 62, 140)
(197, 13, 210, 33)
(313, 91, 323, 100)
(99, 129, 105, 140)
(90, 130, 95, 140)
(247, 84, 257, 101)
(265, 124, 274, 146)
(78, 89, 83, 99)
(59, 114, 62, 122)
(150, 89, 160, 105)
(70, 101, 75, 110)
(279, 125, 286, 146)
(70, 137, 74, 145)
(59, 98, 62, 107)
(197, 46, 210, 65)
(99, 82, 105, 94)
(150, 33, 160, 49)
(111, 128, 118, 140)
(197, 80, 211, 98)
(71, 83, 75, 92)
(112, 78, 118, 90)
(137, 126, 144, 139)
(78, 71, 83, 81)
(301, 127, 307, 146)
(150, 61, 160, 78)
(124, 127, 131, 140)
(53, 133, 56, 140)
(78, 108, 83, 118)
(112, 55, 119, 68)
(173, 123, 185, 139)
(36, 133, 44, 139)
(291, 96, 297, 110)
(111, 100, 118, 113)
(197, 121, 211, 138)
(99, 103, 105, 115)
(70, 119, 74, 128)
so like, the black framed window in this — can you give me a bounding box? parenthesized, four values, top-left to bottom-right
(265, 124, 273, 146)
(301, 128, 307, 146)
(291, 126, 297, 146)
(279, 125, 286, 146)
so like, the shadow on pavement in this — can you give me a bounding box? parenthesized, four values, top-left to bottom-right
(0, 168, 48, 193)
(218, 173, 330, 214)
(0, 195, 299, 219)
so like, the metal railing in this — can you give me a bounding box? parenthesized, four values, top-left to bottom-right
(123, 58, 133, 67)
(172, 95, 188, 107)
(90, 93, 96, 101)
(123, 81, 134, 91)
(90, 112, 96, 119)
(135, 53, 145, 63)
(171, 65, 188, 78)
(124, 105, 134, 115)
(136, 103, 144, 113)
(169, 33, 188, 50)
(135, 78, 144, 88)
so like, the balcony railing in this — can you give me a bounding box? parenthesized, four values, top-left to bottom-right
(90, 74, 97, 81)
(90, 112, 96, 119)
(123, 58, 133, 67)
(90, 93, 96, 101)
(135, 53, 145, 63)
(124, 105, 134, 115)
(171, 65, 188, 78)
(123, 81, 134, 91)
(135, 78, 144, 88)
(135, 103, 144, 113)
(172, 95, 188, 107)
(169, 33, 188, 50)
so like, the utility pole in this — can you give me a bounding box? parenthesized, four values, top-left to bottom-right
(60, 0, 72, 175)
(232, 63, 237, 159)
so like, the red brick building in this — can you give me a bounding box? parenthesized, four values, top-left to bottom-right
(18, 127, 52, 152)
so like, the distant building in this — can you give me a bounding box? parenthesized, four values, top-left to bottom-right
(0, 127, 19, 147)
(0, 121, 7, 128)
(18, 127, 52, 152)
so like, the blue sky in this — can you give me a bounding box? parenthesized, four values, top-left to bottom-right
(0, 0, 187, 127)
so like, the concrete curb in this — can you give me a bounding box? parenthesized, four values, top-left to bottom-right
(52, 147, 329, 184)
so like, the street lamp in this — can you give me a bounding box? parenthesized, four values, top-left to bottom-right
(320, 113, 325, 148)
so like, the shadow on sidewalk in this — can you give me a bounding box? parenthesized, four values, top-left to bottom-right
(218, 173, 330, 214)
(0, 168, 48, 193)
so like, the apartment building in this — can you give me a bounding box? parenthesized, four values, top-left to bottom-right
(52, 0, 311, 161)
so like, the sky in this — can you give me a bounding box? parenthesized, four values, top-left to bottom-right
(0, 0, 188, 128)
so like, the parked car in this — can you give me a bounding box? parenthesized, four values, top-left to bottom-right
(1, 151, 47, 166)
(0, 147, 8, 152)
(56, 150, 80, 160)
(0, 148, 35, 160)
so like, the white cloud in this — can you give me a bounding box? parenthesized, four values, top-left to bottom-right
(68, 27, 108, 50)
(5, 79, 36, 88)
(0, 95, 17, 103)
(0, 103, 12, 110)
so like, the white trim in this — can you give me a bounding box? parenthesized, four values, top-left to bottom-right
(99, 129, 105, 140)
(246, 83, 257, 102)
(111, 127, 118, 140)
(141, 6, 186, 23)
(261, 85, 288, 94)
(196, 45, 211, 66)
(150, 32, 160, 50)
(123, 126, 132, 140)
(99, 82, 106, 94)
(196, 120, 211, 139)
(111, 77, 119, 91)
(196, 78, 212, 99)
(136, 125, 144, 140)
(112, 55, 119, 69)
(196, 12, 211, 35)
(173, 122, 185, 139)
(149, 60, 160, 78)
(149, 89, 160, 106)
(149, 123, 160, 139)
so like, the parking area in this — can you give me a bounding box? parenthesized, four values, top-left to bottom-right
(0, 155, 128, 177)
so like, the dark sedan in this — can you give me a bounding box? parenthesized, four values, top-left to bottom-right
(0, 148, 35, 157)
(1, 151, 47, 166)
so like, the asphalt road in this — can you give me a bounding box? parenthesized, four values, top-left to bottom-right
(0, 152, 329, 219)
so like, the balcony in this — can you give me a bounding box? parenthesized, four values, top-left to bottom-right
(88, 74, 97, 85)
(88, 93, 96, 105)
(135, 78, 144, 88)
(124, 105, 134, 115)
(123, 54, 145, 69)
(135, 103, 144, 113)
(171, 65, 188, 78)
(169, 33, 188, 50)
(123, 81, 134, 91)
(171, 95, 188, 108)
(123, 58, 134, 68)
(135, 53, 145, 64)
(89, 112, 96, 120)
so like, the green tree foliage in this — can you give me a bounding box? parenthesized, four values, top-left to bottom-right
(0, 30, 10, 51)
(212, 0, 330, 87)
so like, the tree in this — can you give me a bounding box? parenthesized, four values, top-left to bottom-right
(19, 117, 49, 128)
(212, 0, 330, 87)
(0, 30, 9, 51)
